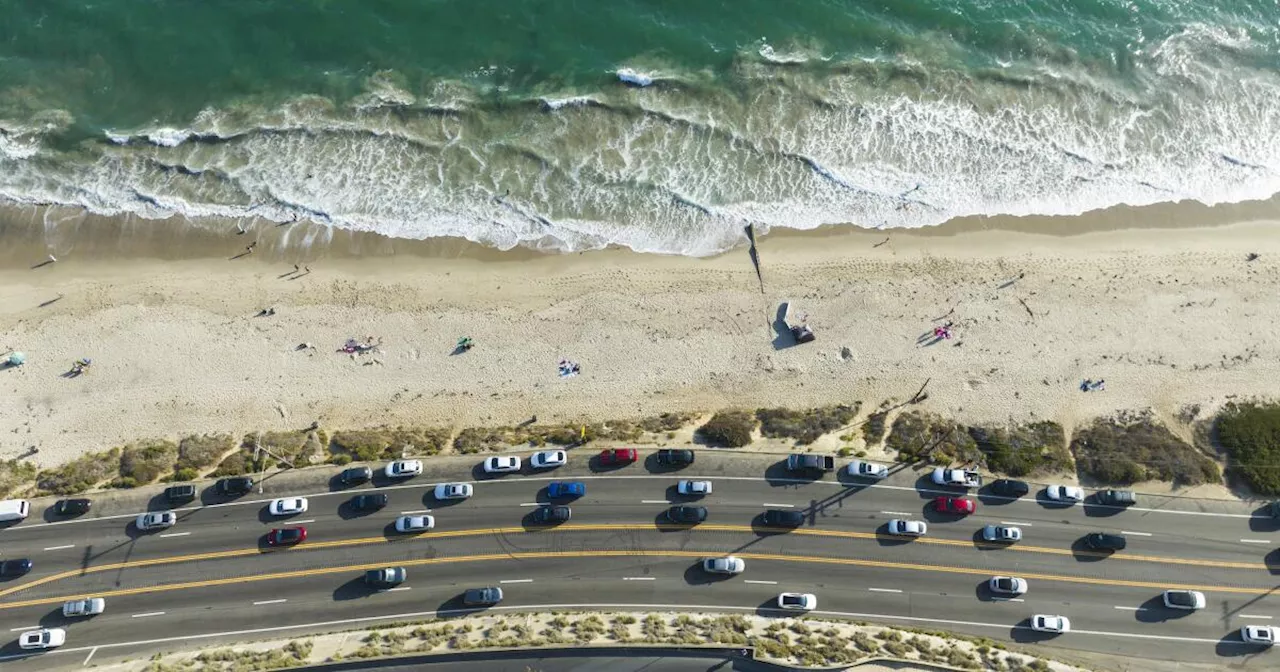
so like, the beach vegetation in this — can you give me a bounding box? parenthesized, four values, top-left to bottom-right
(211, 448, 256, 477)
(118, 439, 179, 485)
(637, 412, 696, 434)
(36, 448, 121, 495)
(969, 421, 1070, 477)
(332, 427, 451, 461)
(1072, 413, 1219, 486)
(175, 433, 236, 474)
(697, 409, 757, 447)
(862, 411, 889, 445)
(0, 459, 36, 498)
(756, 403, 861, 444)
(1214, 402, 1280, 494)
(886, 411, 980, 465)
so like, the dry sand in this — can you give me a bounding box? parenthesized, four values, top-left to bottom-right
(2, 203, 1280, 468)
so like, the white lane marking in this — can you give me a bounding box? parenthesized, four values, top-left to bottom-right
(500, 579, 533, 584)
(1239, 614, 1273, 620)
(253, 599, 287, 606)
(159, 532, 190, 538)
(130, 612, 165, 618)
(1114, 606, 1144, 611)
(999, 522, 1031, 527)
(622, 577, 655, 581)
(83, 646, 98, 666)
(399, 510, 431, 515)
(1240, 539, 1270, 544)
(8, 625, 39, 632)
(42, 544, 75, 551)
(999, 598, 1025, 603)
(880, 511, 912, 516)
(744, 580, 778, 585)
(288, 519, 315, 525)
(868, 588, 903, 594)
(519, 502, 540, 507)
(1121, 531, 1152, 537)
(762, 503, 795, 508)
(641, 500, 671, 504)
(0, 602, 1239, 661)
(384, 587, 412, 592)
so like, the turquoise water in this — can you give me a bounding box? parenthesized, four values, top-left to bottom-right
(1, 1, 1278, 254)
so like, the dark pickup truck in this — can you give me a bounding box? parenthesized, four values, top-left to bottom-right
(1097, 489, 1137, 506)
(786, 454, 835, 473)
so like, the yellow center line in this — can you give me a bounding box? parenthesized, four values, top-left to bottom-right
(0, 523, 1267, 600)
(0, 548, 1271, 611)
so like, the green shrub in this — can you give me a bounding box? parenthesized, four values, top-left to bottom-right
(697, 410, 757, 447)
(1073, 413, 1220, 486)
(637, 413, 696, 434)
(171, 467, 199, 482)
(862, 411, 889, 444)
(328, 453, 353, 466)
(886, 411, 980, 464)
(110, 476, 139, 489)
(211, 449, 254, 477)
(968, 421, 1070, 477)
(37, 448, 121, 495)
(119, 440, 178, 485)
(0, 459, 36, 498)
(756, 403, 860, 444)
(1216, 402, 1280, 495)
(852, 631, 879, 653)
(175, 434, 234, 473)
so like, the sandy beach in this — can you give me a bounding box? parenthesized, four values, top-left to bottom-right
(2, 202, 1280, 469)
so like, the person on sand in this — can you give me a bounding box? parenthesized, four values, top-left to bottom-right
(1080, 379, 1092, 392)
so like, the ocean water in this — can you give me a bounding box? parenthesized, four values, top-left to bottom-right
(1, 1, 1279, 256)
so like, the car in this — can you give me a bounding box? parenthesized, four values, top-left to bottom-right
(677, 480, 712, 496)
(62, 598, 106, 617)
(0, 558, 33, 577)
(702, 556, 745, 575)
(394, 515, 435, 533)
(338, 466, 373, 486)
(434, 483, 473, 500)
(666, 505, 708, 524)
(846, 460, 888, 480)
(934, 496, 976, 514)
(530, 450, 567, 469)
(886, 519, 927, 536)
(1096, 489, 1137, 506)
(1269, 501, 1280, 519)
(776, 593, 817, 611)
(598, 448, 638, 466)
(981, 525, 1022, 543)
(351, 493, 389, 512)
(1162, 590, 1206, 610)
(988, 576, 1027, 596)
(1241, 624, 1278, 646)
(215, 476, 254, 496)
(364, 567, 406, 588)
(136, 511, 177, 531)
(1045, 485, 1084, 503)
(656, 449, 695, 467)
(267, 526, 307, 546)
(55, 498, 92, 516)
(761, 509, 806, 527)
(1084, 532, 1127, 551)
(19, 628, 66, 650)
(1030, 615, 1070, 634)
(165, 484, 197, 503)
(533, 505, 572, 524)
(484, 455, 522, 473)
(385, 459, 423, 478)
(463, 586, 503, 606)
(268, 497, 308, 516)
(547, 481, 585, 499)
(989, 479, 1030, 498)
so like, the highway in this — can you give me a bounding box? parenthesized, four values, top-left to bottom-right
(1, 451, 1277, 669)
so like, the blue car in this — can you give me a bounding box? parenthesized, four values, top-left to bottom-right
(548, 481, 585, 499)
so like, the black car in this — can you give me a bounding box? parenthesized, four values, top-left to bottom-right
(351, 493, 388, 512)
(990, 479, 1030, 498)
(761, 509, 805, 527)
(1096, 489, 1137, 506)
(55, 498, 91, 516)
(656, 449, 695, 467)
(339, 466, 373, 486)
(532, 505, 572, 524)
(463, 586, 503, 606)
(215, 476, 254, 496)
(1084, 532, 1127, 551)
(364, 567, 406, 588)
(165, 484, 197, 503)
(666, 505, 708, 524)
(0, 558, 33, 577)
(1269, 501, 1280, 519)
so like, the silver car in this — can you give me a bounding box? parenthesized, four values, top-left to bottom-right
(988, 576, 1027, 596)
(702, 556, 745, 575)
(136, 511, 176, 531)
(886, 519, 927, 536)
(981, 525, 1022, 543)
(434, 483, 473, 500)
(1162, 590, 1205, 610)
(62, 598, 106, 617)
(1031, 615, 1070, 634)
(394, 515, 435, 533)
(19, 628, 66, 649)
(677, 480, 712, 496)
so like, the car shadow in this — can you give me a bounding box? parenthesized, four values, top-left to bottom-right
(755, 596, 791, 617)
(970, 529, 1008, 551)
(123, 520, 150, 541)
(764, 459, 812, 488)
(1068, 536, 1109, 563)
(337, 497, 383, 521)
(381, 521, 406, 541)
(1248, 505, 1279, 533)
(1134, 595, 1187, 623)
(148, 491, 187, 512)
(749, 512, 804, 536)
(833, 469, 873, 492)
(328, 472, 359, 492)
(520, 509, 562, 530)
(1009, 618, 1059, 643)
(38, 608, 72, 627)
(771, 304, 799, 350)
(257, 505, 290, 524)
(332, 576, 375, 601)
(874, 522, 915, 546)
(426, 492, 467, 508)
(470, 463, 503, 482)
(974, 580, 996, 602)
(653, 510, 697, 532)
(1083, 494, 1123, 517)
(976, 485, 1018, 506)
(667, 484, 700, 503)
(0, 640, 35, 658)
(682, 561, 732, 586)
(1215, 631, 1267, 658)
(913, 473, 944, 499)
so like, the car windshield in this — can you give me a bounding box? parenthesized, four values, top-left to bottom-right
(1168, 593, 1192, 605)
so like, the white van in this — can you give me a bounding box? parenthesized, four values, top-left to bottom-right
(0, 499, 31, 522)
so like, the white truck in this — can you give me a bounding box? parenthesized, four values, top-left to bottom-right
(931, 467, 982, 488)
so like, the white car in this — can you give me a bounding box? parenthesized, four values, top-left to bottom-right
(434, 482, 473, 500)
(19, 628, 66, 649)
(268, 497, 308, 516)
(777, 592, 817, 611)
(677, 480, 713, 496)
(847, 460, 888, 480)
(1241, 624, 1278, 646)
(702, 556, 745, 575)
(530, 450, 567, 469)
(394, 515, 436, 533)
(484, 456, 522, 473)
(981, 525, 1022, 543)
(1030, 615, 1070, 634)
(1045, 485, 1084, 503)
(989, 576, 1027, 596)
(385, 459, 423, 478)
(886, 519, 928, 537)
(62, 598, 106, 617)
(136, 511, 176, 531)
(1162, 590, 1206, 610)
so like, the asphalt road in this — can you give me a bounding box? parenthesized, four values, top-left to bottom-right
(1, 451, 1277, 669)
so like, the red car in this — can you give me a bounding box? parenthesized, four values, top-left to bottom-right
(267, 526, 307, 546)
(598, 448, 638, 466)
(934, 496, 976, 514)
